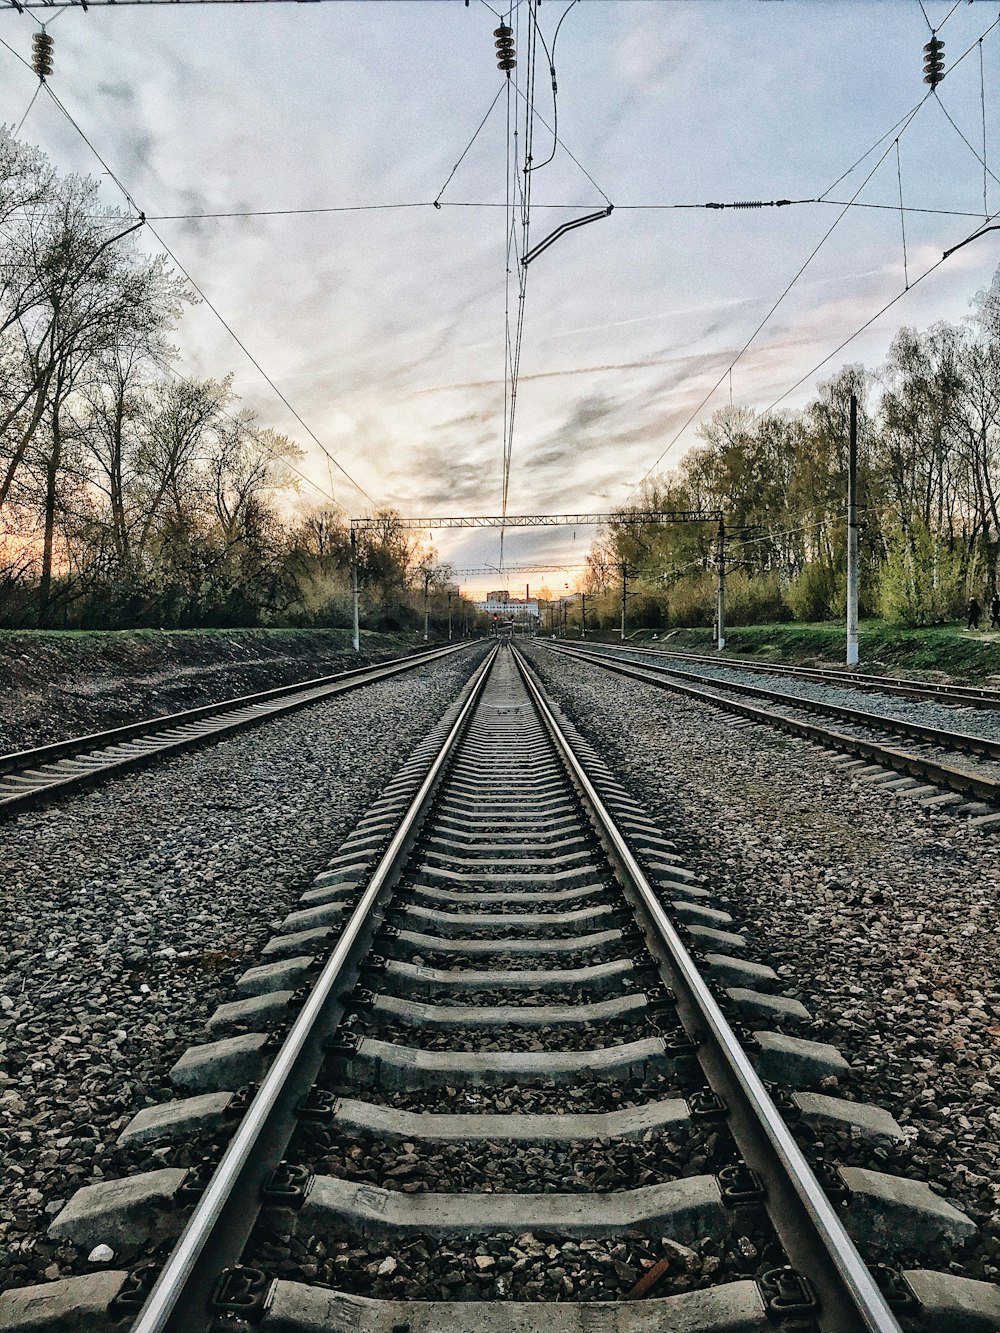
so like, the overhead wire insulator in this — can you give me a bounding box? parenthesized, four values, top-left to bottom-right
(31, 30, 53, 80)
(923, 34, 945, 89)
(494, 23, 516, 74)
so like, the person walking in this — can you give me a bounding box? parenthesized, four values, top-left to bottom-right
(967, 595, 982, 630)
(990, 594, 1000, 631)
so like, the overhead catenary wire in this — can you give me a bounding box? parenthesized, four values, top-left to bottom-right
(765, 201, 1000, 414)
(41, 83, 378, 511)
(136, 198, 993, 222)
(895, 139, 909, 290)
(433, 80, 507, 208)
(627, 100, 925, 498)
(14, 81, 41, 137)
(933, 89, 1000, 193)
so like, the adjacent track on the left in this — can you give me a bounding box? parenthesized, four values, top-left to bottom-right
(0, 643, 472, 816)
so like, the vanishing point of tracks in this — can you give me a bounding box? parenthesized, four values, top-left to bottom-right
(8, 642, 998, 1333)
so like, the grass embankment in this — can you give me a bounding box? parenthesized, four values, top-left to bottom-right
(618, 620, 1000, 684)
(0, 626, 452, 752)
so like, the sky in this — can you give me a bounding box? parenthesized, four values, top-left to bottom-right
(1, 0, 998, 594)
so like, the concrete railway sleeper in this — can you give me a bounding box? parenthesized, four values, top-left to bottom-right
(549, 642, 1000, 824)
(0, 641, 472, 817)
(4, 646, 998, 1333)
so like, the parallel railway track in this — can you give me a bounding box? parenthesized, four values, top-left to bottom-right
(549, 641, 1000, 814)
(7, 643, 997, 1333)
(602, 643, 1000, 710)
(0, 642, 471, 817)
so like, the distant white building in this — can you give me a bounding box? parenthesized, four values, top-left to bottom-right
(476, 589, 540, 622)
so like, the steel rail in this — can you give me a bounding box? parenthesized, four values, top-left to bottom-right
(128, 644, 498, 1333)
(0, 642, 472, 816)
(594, 641, 1000, 709)
(511, 644, 903, 1333)
(564, 644, 1000, 762)
(551, 642, 1000, 803)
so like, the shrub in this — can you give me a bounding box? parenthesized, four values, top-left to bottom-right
(786, 562, 841, 621)
(877, 521, 963, 626)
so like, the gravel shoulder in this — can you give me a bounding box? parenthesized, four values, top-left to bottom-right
(523, 642, 1000, 1286)
(0, 644, 485, 1292)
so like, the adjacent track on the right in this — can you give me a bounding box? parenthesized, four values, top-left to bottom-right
(548, 641, 1000, 813)
(599, 643, 1000, 709)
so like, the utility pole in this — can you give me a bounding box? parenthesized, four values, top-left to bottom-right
(621, 564, 629, 641)
(562, 599, 568, 636)
(847, 392, 859, 668)
(715, 518, 726, 651)
(581, 592, 587, 638)
(447, 589, 453, 641)
(350, 527, 360, 653)
(423, 569, 431, 641)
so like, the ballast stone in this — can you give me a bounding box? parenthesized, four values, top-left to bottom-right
(48, 1168, 187, 1248)
(261, 1276, 769, 1332)
(0, 1271, 129, 1332)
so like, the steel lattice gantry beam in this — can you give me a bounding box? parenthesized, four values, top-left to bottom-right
(346, 509, 729, 654)
(349, 511, 722, 531)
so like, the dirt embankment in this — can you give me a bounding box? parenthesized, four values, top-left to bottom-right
(0, 627, 430, 753)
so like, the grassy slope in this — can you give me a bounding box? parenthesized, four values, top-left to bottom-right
(0, 626, 424, 679)
(613, 620, 1000, 684)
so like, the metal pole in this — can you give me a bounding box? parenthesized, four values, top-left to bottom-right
(581, 592, 587, 638)
(621, 565, 628, 641)
(423, 572, 430, 641)
(716, 518, 726, 651)
(447, 591, 453, 641)
(350, 527, 360, 653)
(847, 393, 859, 668)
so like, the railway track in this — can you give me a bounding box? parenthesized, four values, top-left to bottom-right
(6, 643, 997, 1333)
(0, 642, 470, 817)
(549, 642, 1000, 817)
(601, 643, 1000, 710)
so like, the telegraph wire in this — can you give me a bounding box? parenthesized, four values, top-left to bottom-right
(42, 83, 378, 510)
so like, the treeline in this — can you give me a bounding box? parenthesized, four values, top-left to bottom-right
(585, 266, 1000, 632)
(0, 129, 473, 634)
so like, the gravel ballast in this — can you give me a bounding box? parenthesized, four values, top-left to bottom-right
(0, 645, 485, 1292)
(524, 643, 1000, 1286)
